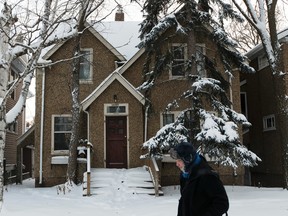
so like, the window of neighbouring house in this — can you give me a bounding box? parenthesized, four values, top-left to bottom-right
(263, 114, 276, 131)
(52, 115, 73, 153)
(7, 121, 17, 134)
(258, 54, 269, 70)
(170, 43, 187, 78)
(240, 92, 248, 118)
(80, 49, 93, 83)
(240, 92, 249, 134)
(196, 44, 206, 77)
(8, 70, 16, 100)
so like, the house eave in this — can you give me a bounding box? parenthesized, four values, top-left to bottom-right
(246, 28, 288, 59)
(81, 71, 145, 111)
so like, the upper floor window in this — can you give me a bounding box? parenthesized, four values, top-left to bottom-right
(240, 92, 248, 118)
(258, 54, 269, 70)
(240, 91, 249, 134)
(9, 70, 16, 100)
(263, 114, 276, 131)
(196, 44, 206, 77)
(52, 115, 73, 153)
(170, 43, 187, 78)
(80, 49, 93, 83)
(7, 121, 18, 134)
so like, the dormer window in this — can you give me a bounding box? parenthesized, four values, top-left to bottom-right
(80, 49, 93, 83)
(170, 43, 187, 78)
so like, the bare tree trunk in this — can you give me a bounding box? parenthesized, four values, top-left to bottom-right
(66, 1, 88, 185)
(0, 3, 16, 202)
(66, 37, 81, 184)
(266, 0, 288, 189)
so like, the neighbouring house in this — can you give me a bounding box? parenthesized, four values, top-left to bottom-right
(18, 8, 246, 187)
(241, 28, 288, 187)
(4, 56, 29, 184)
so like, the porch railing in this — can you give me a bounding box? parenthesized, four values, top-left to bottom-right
(148, 157, 160, 196)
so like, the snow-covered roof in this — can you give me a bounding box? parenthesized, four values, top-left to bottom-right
(94, 21, 141, 60)
(81, 70, 145, 110)
(42, 21, 141, 62)
(246, 28, 288, 59)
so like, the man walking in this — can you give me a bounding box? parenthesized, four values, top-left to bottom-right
(169, 141, 229, 216)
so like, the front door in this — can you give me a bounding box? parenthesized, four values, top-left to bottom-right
(106, 116, 127, 168)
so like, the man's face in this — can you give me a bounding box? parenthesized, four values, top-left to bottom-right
(176, 159, 185, 172)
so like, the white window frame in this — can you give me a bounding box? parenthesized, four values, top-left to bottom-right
(263, 114, 276, 131)
(104, 103, 128, 116)
(80, 48, 93, 84)
(258, 54, 269, 70)
(240, 92, 248, 118)
(196, 43, 206, 77)
(7, 121, 18, 134)
(51, 114, 73, 155)
(160, 111, 181, 127)
(170, 43, 188, 79)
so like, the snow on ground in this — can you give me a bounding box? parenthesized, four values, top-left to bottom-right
(1, 177, 288, 216)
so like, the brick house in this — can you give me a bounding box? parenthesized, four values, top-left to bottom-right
(19, 10, 246, 187)
(4, 57, 27, 184)
(241, 28, 288, 187)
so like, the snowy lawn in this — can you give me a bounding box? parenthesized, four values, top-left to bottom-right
(1, 178, 288, 216)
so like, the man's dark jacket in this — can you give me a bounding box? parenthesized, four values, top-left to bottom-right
(178, 156, 229, 216)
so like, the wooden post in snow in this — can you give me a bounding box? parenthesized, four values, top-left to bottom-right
(86, 144, 91, 196)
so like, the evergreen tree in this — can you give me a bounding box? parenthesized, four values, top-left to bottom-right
(136, 0, 260, 168)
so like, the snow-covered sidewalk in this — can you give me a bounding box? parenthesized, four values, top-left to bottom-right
(1, 177, 288, 216)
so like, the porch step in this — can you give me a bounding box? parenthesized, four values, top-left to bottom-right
(82, 166, 163, 196)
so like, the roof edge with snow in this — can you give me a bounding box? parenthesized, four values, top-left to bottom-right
(246, 28, 288, 59)
(43, 22, 126, 61)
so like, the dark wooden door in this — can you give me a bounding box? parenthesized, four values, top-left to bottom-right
(106, 116, 127, 168)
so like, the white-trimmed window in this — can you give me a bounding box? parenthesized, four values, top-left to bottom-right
(263, 114, 276, 131)
(7, 121, 18, 134)
(52, 115, 73, 153)
(170, 43, 187, 78)
(196, 44, 206, 77)
(258, 54, 269, 70)
(104, 104, 128, 116)
(160, 111, 181, 127)
(80, 49, 93, 83)
(240, 92, 248, 118)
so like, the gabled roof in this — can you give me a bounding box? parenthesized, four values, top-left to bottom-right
(93, 21, 141, 60)
(42, 22, 128, 61)
(81, 70, 145, 110)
